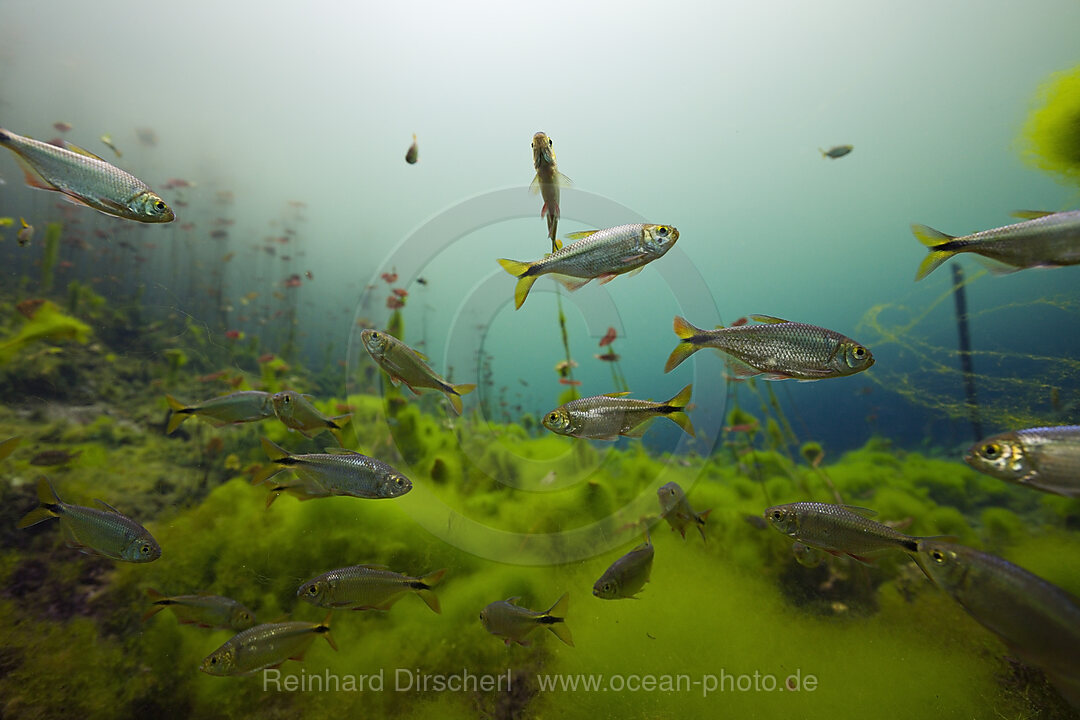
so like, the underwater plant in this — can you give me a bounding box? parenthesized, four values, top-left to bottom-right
(1021, 63, 1080, 185)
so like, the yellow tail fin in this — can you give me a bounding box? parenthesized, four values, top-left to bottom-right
(445, 383, 477, 414)
(912, 224, 958, 281)
(497, 259, 538, 309)
(416, 568, 447, 614)
(165, 394, 191, 434)
(542, 592, 574, 647)
(663, 384, 695, 437)
(17, 477, 62, 528)
(665, 317, 705, 373)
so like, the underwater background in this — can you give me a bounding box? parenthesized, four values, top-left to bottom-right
(2, 0, 1080, 718)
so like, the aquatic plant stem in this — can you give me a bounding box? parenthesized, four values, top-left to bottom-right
(555, 287, 578, 399)
(951, 264, 983, 440)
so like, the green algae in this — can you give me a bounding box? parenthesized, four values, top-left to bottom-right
(1021, 64, 1080, 185)
(0, 300, 91, 364)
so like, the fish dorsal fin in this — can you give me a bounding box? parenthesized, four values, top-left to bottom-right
(94, 498, 123, 514)
(62, 141, 107, 162)
(505, 596, 522, 605)
(841, 505, 878, 518)
(1011, 210, 1055, 220)
(324, 447, 361, 456)
(603, 391, 632, 398)
(749, 314, 790, 324)
(564, 230, 598, 241)
(357, 563, 389, 570)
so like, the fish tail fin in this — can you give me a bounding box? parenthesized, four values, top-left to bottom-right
(142, 588, 170, 622)
(328, 423, 347, 446)
(415, 568, 447, 614)
(260, 436, 289, 461)
(912, 224, 958, 281)
(252, 438, 288, 485)
(165, 395, 190, 434)
(17, 477, 62, 528)
(446, 383, 477, 415)
(665, 317, 705, 372)
(0, 435, 20, 461)
(317, 611, 337, 652)
(661, 384, 695, 437)
(542, 592, 573, 646)
(497, 259, 538, 309)
(697, 508, 713, 544)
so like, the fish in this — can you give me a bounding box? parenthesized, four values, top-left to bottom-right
(360, 329, 476, 415)
(200, 614, 336, 676)
(253, 437, 412, 500)
(99, 134, 122, 158)
(29, 449, 81, 466)
(916, 540, 1080, 709)
(598, 327, 617, 347)
(542, 385, 694, 440)
(819, 144, 853, 159)
(530, 132, 571, 252)
(254, 470, 334, 507)
(665, 315, 874, 380)
(271, 390, 351, 442)
(165, 391, 275, 434)
(658, 481, 711, 543)
(0, 127, 174, 223)
(791, 541, 824, 568)
(764, 502, 933, 562)
(0, 436, 20, 461)
(912, 210, 1080, 281)
(593, 534, 654, 599)
(480, 592, 573, 647)
(17, 477, 161, 562)
(964, 426, 1080, 498)
(405, 133, 418, 164)
(143, 589, 257, 630)
(53, 122, 73, 133)
(17, 217, 33, 246)
(497, 223, 678, 309)
(298, 565, 446, 613)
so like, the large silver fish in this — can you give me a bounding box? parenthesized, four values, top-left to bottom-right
(965, 426, 1080, 498)
(665, 315, 873, 380)
(913, 210, 1080, 281)
(497, 223, 678, 309)
(916, 540, 1080, 709)
(542, 385, 694, 440)
(480, 592, 573, 647)
(530, 132, 571, 252)
(765, 502, 927, 562)
(0, 127, 174, 223)
(200, 614, 336, 676)
(298, 565, 446, 613)
(254, 437, 412, 500)
(593, 534, 654, 600)
(165, 391, 275, 434)
(17, 478, 161, 562)
(360, 329, 476, 414)
(143, 589, 256, 631)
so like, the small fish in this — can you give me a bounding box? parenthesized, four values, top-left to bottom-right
(819, 144, 853, 159)
(765, 502, 938, 562)
(17, 478, 161, 562)
(298, 565, 446, 613)
(405, 133, 418, 164)
(593, 534, 654, 600)
(17, 217, 33, 246)
(253, 437, 412, 500)
(0, 127, 173, 222)
(498, 223, 678, 309)
(360, 330, 476, 414)
(53, 121, 73, 133)
(665, 315, 874, 380)
(530, 132, 571, 252)
(542, 385, 694, 440)
(965, 426, 1080, 498)
(912, 210, 1080, 281)
(791, 541, 824, 568)
(598, 327, 617, 347)
(480, 592, 573, 647)
(200, 614, 336, 676)
(0, 436, 21, 461)
(99, 134, 122, 158)
(29, 449, 81, 466)
(916, 540, 1080, 709)
(143, 589, 256, 630)
(165, 391, 275, 434)
(658, 481, 711, 543)
(271, 391, 350, 442)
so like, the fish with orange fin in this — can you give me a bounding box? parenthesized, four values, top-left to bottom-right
(530, 132, 571, 252)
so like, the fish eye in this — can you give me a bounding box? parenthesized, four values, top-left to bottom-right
(853, 346, 866, 359)
(657, 226, 668, 236)
(141, 544, 151, 554)
(308, 585, 318, 595)
(770, 510, 782, 521)
(931, 550, 946, 563)
(210, 657, 217, 665)
(155, 201, 166, 211)
(982, 443, 1000, 458)
(547, 413, 558, 422)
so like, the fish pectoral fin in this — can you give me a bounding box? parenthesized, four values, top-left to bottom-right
(94, 498, 124, 514)
(846, 553, 875, 565)
(529, 173, 541, 195)
(619, 254, 648, 265)
(385, 374, 402, 387)
(555, 171, 572, 186)
(62, 141, 108, 162)
(403, 383, 421, 396)
(623, 420, 653, 438)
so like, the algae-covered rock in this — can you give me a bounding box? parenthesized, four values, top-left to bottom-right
(0, 300, 91, 364)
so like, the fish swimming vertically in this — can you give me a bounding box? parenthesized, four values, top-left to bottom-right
(143, 589, 257, 631)
(497, 223, 678, 309)
(965, 426, 1080, 498)
(16, 217, 33, 246)
(593, 534, 654, 600)
(916, 540, 1080, 709)
(271, 390, 350, 442)
(200, 614, 336, 676)
(480, 592, 573, 647)
(530, 132, 571, 252)
(657, 481, 710, 543)
(360, 329, 476, 414)
(165, 391, 275, 434)
(254, 437, 412, 500)
(0, 127, 174, 223)
(298, 565, 446, 613)
(765, 502, 932, 562)
(912, 210, 1080, 281)
(405, 134, 418, 164)
(17, 477, 161, 562)
(665, 315, 874, 380)
(542, 385, 694, 440)
(819, 144, 853, 159)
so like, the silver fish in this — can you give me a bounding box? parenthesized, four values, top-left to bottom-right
(165, 391, 275, 434)
(254, 437, 412, 500)
(765, 502, 921, 562)
(530, 132, 571, 252)
(820, 144, 853, 159)
(593, 534, 654, 599)
(0, 127, 173, 223)
(542, 385, 694, 440)
(497, 223, 678, 309)
(271, 390, 349, 442)
(298, 565, 446, 613)
(665, 314, 873, 380)
(913, 210, 1080, 281)
(658, 481, 710, 543)
(143, 589, 256, 631)
(480, 592, 573, 647)
(965, 426, 1080, 498)
(360, 329, 476, 414)
(200, 614, 336, 676)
